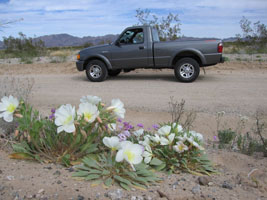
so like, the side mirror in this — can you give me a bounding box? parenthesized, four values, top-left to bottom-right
(115, 40, 121, 47)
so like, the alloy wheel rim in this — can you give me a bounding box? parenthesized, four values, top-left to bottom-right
(180, 63, 194, 79)
(89, 65, 102, 78)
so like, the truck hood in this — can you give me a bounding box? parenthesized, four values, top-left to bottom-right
(79, 44, 111, 58)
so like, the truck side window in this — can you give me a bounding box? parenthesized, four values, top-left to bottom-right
(119, 28, 144, 45)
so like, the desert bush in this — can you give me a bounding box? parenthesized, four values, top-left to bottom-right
(218, 129, 236, 148)
(168, 97, 196, 131)
(215, 111, 267, 156)
(2, 32, 46, 59)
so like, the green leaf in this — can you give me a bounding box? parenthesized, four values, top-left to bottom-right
(150, 158, 163, 166)
(82, 156, 100, 169)
(131, 181, 147, 189)
(124, 171, 137, 179)
(85, 174, 100, 180)
(114, 175, 132, 186)
(88, 169, 102, 174)
(72, 171, 90, 177)
(155, 163, 166, 171)
(76, 164, 90, 171)
(87, 144, 98, 153)
(12, 142, 32, 154)
(61, 154, 71, 166)
(120, 182, 131, 190)
(104, 178, 113, 187)
(102, 170, 110, 176)
(134, 176, 148, 184)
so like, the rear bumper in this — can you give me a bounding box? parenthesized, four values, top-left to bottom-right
(76, 60, 84, 71)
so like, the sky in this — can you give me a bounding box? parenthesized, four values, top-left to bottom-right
(0, 0, 267, 39)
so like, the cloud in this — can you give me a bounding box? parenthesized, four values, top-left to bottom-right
(0, 0, 266, 38)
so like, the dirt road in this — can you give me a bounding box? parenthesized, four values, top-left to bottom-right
(27, 68, 267, 116)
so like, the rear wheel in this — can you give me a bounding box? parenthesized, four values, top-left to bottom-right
(174, 58, 200, 82)
(85, 60, 108, 82)
(108, 69, 121, 77)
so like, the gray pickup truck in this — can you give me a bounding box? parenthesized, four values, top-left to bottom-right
(76, 25, 224, 82)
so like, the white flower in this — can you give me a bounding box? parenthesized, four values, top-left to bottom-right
(172, 123, 183, 133)
(119, 140, 132, 149)
(191, 140, 205, 150)
(176, 135, 187, 142)
(151, 134, 161, 144)
(80, 95, 101, 105)
(103, 136, 121, 151)
(186, 136, 195, 144)
(55, 104, 76, 133)
(173, 141, 188, 153)
(143, 145, 152, 164)
(116, 141, 143, 171)
(158, 125, 171, 136)
(107, 99, 125, 119)
(139, 135, 151, 147)
(133, 129, 144, 137)
(107, 123, 116, 132)
(0, 95, 19, 122)
(160, 133, 175, 145)
(77, 102, 99, 123)
(189, 130, 204, 142)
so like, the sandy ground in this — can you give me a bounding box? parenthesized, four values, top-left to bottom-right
(0, 61, 267, 200)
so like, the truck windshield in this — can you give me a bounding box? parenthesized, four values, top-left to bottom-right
(151, 28, 160, 42)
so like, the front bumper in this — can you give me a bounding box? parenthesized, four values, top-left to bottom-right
(76, 60, 85, 71)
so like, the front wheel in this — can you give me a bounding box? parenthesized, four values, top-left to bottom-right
(174, 58, 200, 82)
(85, 60, 108, 82)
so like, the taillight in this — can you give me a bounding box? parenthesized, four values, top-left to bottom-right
(218, 43, 223, 53)
(77, 54, 80, 60)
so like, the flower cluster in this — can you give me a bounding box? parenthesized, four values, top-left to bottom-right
(104, 120, 210, 173)
(53, 96, 125, 134)
(1, 94, 214, 176)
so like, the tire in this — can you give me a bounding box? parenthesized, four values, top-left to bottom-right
(108, 69, 121, 77)
(85, 60, 108, 82)
(174, 58, 200, 82)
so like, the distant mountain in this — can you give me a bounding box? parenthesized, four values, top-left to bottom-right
(222, 37, 239, 42)
(34, 33, 119, 47)
(0, 33, 119, 49)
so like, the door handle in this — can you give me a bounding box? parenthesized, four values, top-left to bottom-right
(139, 46, 145, 50)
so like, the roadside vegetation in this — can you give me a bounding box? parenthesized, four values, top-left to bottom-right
(224, 17, 267, 54)
(214, 111, 267, 157)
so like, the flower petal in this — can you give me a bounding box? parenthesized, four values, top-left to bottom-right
(115, 150, 124, 162)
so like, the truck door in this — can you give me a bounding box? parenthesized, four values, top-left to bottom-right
(110, 28, 148, 69)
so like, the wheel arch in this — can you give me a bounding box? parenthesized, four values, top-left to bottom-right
(171, 49, 206, 67)
(84, 54, 112, 70)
